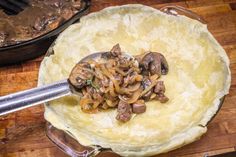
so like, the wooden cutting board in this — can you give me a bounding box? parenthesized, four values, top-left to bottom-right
(0, 0, 236, 156)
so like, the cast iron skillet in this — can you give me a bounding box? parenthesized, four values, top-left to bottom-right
(0, 0, 91, 66)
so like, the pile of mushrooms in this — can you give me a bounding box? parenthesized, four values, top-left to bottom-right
(69, 44, 169, 122)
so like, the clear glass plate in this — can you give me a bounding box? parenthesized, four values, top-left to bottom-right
(44, 5, 224, 157)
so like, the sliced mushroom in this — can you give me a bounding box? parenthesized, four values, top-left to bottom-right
(101, 44, 121, 59)
(69, 62, 94, 90)
(141, 77, 153, 101)
(124, 72, 142, 86)
(92, 92, 103, 101)
(142, 90, 152, 101)
(86, 86, 96, 96)
(34, 17, 44, 31)
(110, 43, 122, 57)
(153, 81, 168, 103)
(140, 52, 169, 76)
(118, 58, 132, 70)
(132, 99, 146, 114)
(100, 101, 109, 110)
(101, 77, 109, 88)
(114, 73, 123, 85)
(160, 55, 169, 75)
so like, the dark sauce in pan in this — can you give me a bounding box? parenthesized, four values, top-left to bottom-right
(0, 0, 81, 47)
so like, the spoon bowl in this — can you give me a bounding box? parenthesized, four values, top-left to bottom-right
(0, 51, 136, 116)
(0, 52, 108, 116)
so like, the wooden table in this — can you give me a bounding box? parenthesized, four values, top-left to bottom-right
(0, 0, 236, 156)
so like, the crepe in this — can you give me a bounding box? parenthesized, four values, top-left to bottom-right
(38, 4, 231, 156)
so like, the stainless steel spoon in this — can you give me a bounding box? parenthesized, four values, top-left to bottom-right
(0, 52, 135, 116)
(0, 52, 105, 116)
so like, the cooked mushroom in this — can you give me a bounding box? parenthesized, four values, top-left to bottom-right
(116, 111, 132, 122)
(141, 77, 153, 101)
(116, 100, 132, 122)
(140, 52, 169, 76)
(156, 93, 169, 103)
(101, 44, 122, 59)
(153, 81, 169, 103)
(142, 90, 152, 101)
(69, 62, 94, 89)
(34, 17, 45, 31)
(101, 102, 109, 110)
(132, 99, 146, 114)
(110, 43, 122, 57)
(114, 73, 123, 85)
(124, 72, 143, 86)
(68, 44, 169, 122)
(154, 81, 165, 94)
(34, 15, 57, 31)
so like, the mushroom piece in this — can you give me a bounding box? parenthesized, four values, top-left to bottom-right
(123, 72, 142, 86)
(132, 99, 146, 114)
(118, 58, 132, 70)
(156, 93, 169, 103)
(68, 62, 94, 90)
(114, 73, 123, 85)
(34, 15, 57, 31)
(153, 81, 169, 103)
(101, 44, 122, 59)
(154, 81, 165, 94)
(101, 102, 109, 110)
(100, 77, 109, 88)
(116, 100, 132, 122)
(142, 90, 152, 101)
(34, 17, 45, 31)
(141, 77, 153, 101)
(110, 43, 122, 57)
(140, 52, 169, 76)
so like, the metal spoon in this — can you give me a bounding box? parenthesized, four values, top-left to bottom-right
(0, 52, 105, 116)
(0, 52, 136, 116)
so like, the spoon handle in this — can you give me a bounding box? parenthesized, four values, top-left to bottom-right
(0, 80, 71, 116)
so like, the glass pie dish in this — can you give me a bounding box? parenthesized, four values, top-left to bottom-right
(0, 0, 91, 66)
(43, 5, 226, 157)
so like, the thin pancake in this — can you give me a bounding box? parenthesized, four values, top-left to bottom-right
(38, 4, 231, 156)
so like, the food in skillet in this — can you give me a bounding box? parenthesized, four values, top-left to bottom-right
(0, 0, 81, 47)
(68, 44, 169, 122)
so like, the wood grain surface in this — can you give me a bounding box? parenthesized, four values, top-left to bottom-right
(0, 0, 236, 157)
